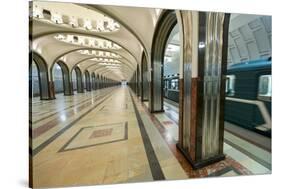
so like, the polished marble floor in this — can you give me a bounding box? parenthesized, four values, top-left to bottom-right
(30, 86, 271, 188)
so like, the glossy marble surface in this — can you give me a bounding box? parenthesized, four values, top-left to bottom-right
(31, 86, 187, 188)
(148, 99, 272, 175)
(30, 86, 271, 188)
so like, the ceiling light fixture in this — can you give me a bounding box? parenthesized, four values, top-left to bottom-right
(54, 34, 122, 50)
(31, 3, 121, 33)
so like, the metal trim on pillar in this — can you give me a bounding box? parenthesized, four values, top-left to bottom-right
(176, 11, 230, 169)
(141, 52, 149, 101)
(150, 10, 177, 113)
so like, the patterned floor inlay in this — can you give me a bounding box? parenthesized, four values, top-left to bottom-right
(59, 122, 128, 152)
(137, 94, 254, 178)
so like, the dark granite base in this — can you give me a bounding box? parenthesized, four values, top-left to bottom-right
(176, 143, 225, 170)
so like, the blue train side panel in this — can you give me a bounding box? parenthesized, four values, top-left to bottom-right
(225, 58, 271, 137)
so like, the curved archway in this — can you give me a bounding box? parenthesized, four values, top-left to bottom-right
(37, 34, 139, 73)
(71, 69, 77, 92)
(96, 74, 100, 89)
(30, 52, 50, 100)
(84, 70, 91, 91)
(30, 60, 40, 97)
(136, 64, 140, 96)
(100, 75, 103, 89)
(71, 53, 135, 73)
(52, 61, 72, 96)
(35, 32, 139, 61)
(141, 52, 149, 101)
(150, 10, 177, 112)
(91, 72, 96, 90)
(73, 66, 84, 93)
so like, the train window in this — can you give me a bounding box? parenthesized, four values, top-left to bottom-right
(258, 75, 272, 100)
(225, 75, 235, 96)
(171, 79, 179, 90)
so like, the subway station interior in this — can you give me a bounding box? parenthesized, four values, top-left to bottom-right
(29, 1, 272, 188)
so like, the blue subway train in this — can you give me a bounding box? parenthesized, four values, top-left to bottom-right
(163, 58, 272, 137)
(164, 74, 180, 102)
(225, 58, 272, 137)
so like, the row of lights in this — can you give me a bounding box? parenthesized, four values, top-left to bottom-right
(98, 62, 121, 66)
(90, 58, 121, 63)
(31, 5, 120, 33)
(54, 34, 122, 50)
(78, 50, 121, 58)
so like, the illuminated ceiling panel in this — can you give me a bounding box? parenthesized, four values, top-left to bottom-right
(78, 50, 121, 58)
(31, 2, 120, 33)
(54, 34, 122, 50)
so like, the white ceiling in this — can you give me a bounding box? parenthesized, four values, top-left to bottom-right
(31, 1, 159, 81)
(31, 1, 271, 80)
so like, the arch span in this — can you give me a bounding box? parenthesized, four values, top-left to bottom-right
(53, 61, 72, 96)
(30, 52, 50, 100)
(149, 10, 177, 112)
(84, 70, 91, 91)
(73, 66, 84, 93)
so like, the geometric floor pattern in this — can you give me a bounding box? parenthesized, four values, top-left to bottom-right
(59, 122, 128, 152)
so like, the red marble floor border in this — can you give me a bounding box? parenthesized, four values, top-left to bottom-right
(131, 93, 252, 177)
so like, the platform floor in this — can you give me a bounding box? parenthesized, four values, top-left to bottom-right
(30, 86, 271, 188)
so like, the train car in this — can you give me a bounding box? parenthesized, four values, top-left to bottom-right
(163, 74, 179, 102)
(225, 58, 272, 137)
(163, 59, 271, 137)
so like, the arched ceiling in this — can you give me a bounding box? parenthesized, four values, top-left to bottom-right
(30, 1, 271, 80)
(30, 1, 160, 81)
(228, 14, 272, 64)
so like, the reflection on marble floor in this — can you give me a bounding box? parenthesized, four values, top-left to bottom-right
(144, 98, 271, 176)
(30, 86, 271, 188)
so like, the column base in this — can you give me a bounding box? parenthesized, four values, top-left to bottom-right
(176, 143, 225, 170)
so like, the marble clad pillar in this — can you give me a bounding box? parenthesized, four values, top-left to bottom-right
(48, 81, 56, 99)
(177, 11, 230, 169)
